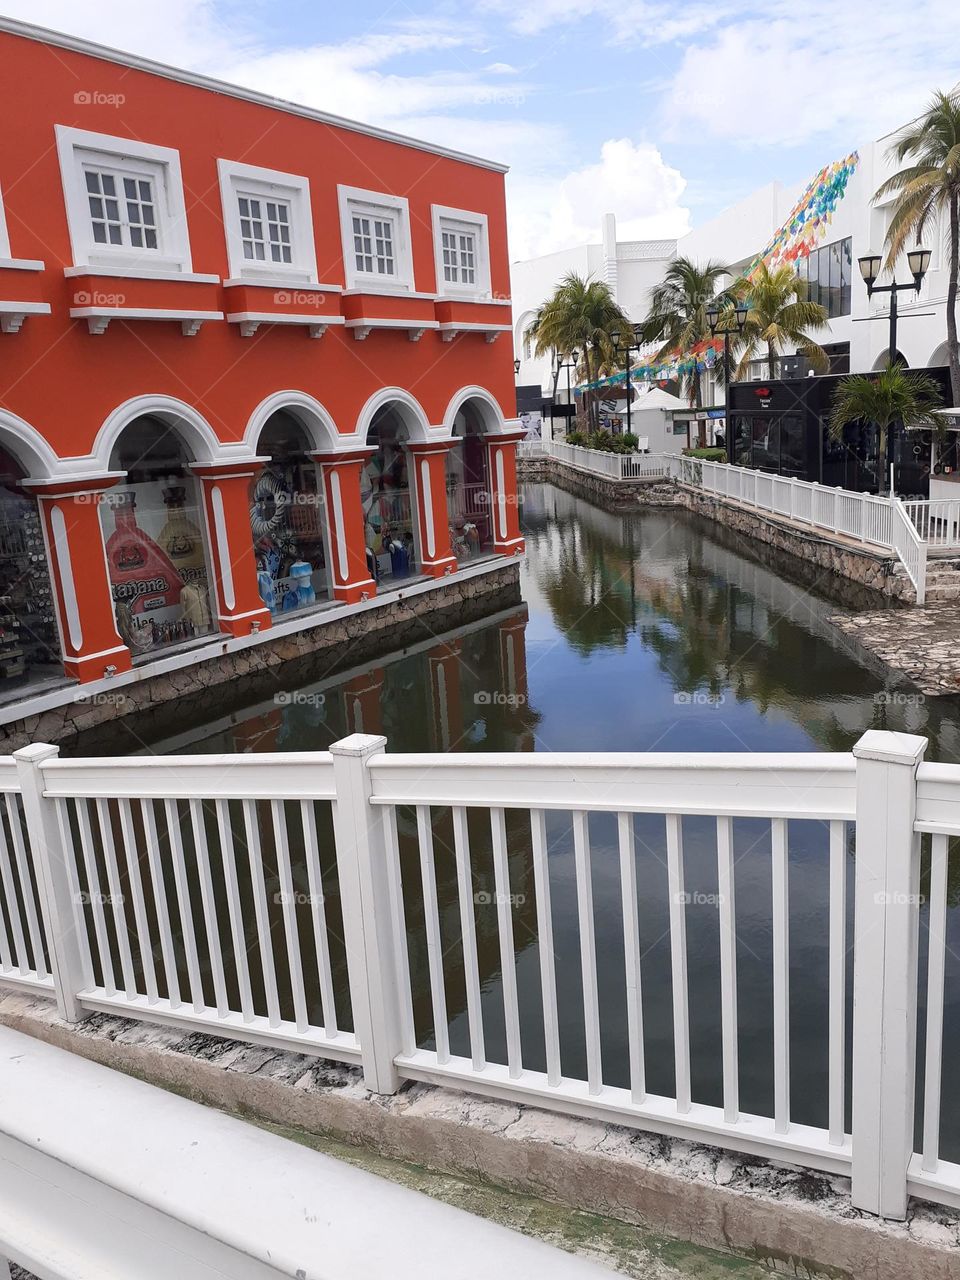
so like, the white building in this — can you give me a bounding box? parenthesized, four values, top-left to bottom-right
(512, 110, 960, 470)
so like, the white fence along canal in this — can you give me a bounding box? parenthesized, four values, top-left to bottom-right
(0, 731, 958, 1220)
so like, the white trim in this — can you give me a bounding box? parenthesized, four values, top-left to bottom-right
(62, 643, 130, 665)
(495, 449, 507, 539)
(243, 391, 343, 455)
(431, 204, 492, 300)
(0, 408, 64, 478)
(420, 457, 436, 558)
(69, 307, 223, 336)
(0, 301, 51, 333)
(223, 276, 341, 292)
(1, 19, 509, 174)
(341, 289, 437, 300)
(217, 158, 319, 286)
(338, 185, 415, 293)
(63, 265, 218, 283)
(225, 312, 344, 339)
(93, 395, 245, 469)
(346, 318, 439, 342)
(438, 322, 511, 343)
(48, 505, 82, 651)
(0, 257, 44, 271)
(55, 124, 194, 275)
(443, 386, 507, 436)
(0, 180, 11, 259)
(356, 388, 434, 444)
(330, 469, 349, 582)
(210, 485, 235, 611)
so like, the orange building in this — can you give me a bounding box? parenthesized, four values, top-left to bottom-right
(0, 19, 524, 691)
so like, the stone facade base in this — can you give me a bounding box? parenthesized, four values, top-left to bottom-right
(0, 561, 521, 754)
(518, 455, 682, 510)
(1, 991, 957, 1280)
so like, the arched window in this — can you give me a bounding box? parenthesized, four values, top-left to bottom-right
(447, 401, 493, 560)
(250, 411, 331, 616)
(0, 448, 60, 688)
(362, 406, 417, 584)
(102, 416, 214, 656)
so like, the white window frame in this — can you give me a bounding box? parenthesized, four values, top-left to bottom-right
(431, 205, 491, 299)
(55, 126, 194, 275)
(338, 185, 414, 293)
(218, 160, 319, 286)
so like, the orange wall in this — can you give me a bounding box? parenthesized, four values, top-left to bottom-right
(0, 29, 515, 459)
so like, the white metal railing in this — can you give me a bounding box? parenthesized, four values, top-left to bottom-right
(534, 439, 672, 480)
(903, 499, 960, 549)
(1, 731, 957, 1220)
(0, 1024, 606, 1280)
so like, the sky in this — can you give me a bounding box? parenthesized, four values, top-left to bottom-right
(4, 0, 960, 261)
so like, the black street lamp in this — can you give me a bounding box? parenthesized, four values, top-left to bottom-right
(514, 358, 521, 376)
(611, 325, 645, 435)
(706, 302, 748, 450)
(553, 349, 579, 434)
(857, 247, 931, 364)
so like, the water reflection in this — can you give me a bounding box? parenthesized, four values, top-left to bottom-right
(94, 482, 960, 1158)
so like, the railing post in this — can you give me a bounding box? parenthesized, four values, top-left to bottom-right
(13, 743, 89, 1022)
(850, 729, 927, 1219)
(329, 733, 403, 1094)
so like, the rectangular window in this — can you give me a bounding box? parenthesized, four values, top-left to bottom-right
(797, 238, 852, 318)
(352, 213, 395, 276)
(238, 194, 292, 264)
(442, 228, 477, 284)
(84, 166, 158, 251)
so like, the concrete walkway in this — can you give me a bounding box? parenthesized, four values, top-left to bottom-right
(830, 605, 960, 696)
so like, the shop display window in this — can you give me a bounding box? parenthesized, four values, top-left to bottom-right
(0, 449, 61, 690)
(447, 405, 492, 562)
(362, 408, 417, 584)
(103, 417, 214, 657)
(251, 412, 330, 616)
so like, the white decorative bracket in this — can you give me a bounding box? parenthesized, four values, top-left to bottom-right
(308, 323, 328, 339)
(181, 319, 204, 337)
(484, 331, 500, 344)
(440, 329, 460, 343)
(407, 327, 428, 343)
(0, 313, 26, 334)
(86, 316, 111, 335)
(352, 325, 372, 341)
(0, 302, 50, 333)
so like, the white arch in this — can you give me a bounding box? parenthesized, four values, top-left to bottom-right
(0, 409, 64, 479)
(243, 391, 342, 455)
(514, 310, 537, 360)
(872, 350, 909, 372)
(91, 395, 242, 470)
(929, 341, 955, 369)
(356, 387, 433, 443)
(443, 386, 507, 437)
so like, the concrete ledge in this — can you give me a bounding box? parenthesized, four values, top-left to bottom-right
(2, 991, 956, 1280)
(518, 455, 681, 510)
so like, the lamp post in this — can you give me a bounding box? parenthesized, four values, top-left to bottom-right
(857, 248, 931, 493)
(611, 325, 645, 435)
(514, 358, 521, 376)
(705, 302, 748, 451)
(857, 247, 931, 365)
(553, 349, 579, 436)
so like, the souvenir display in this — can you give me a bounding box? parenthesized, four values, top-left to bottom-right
(446, 423, 492, 560)
(249, 418, 329, 616)
(362, 410, 417, 582)
(0, 455, 60, 689)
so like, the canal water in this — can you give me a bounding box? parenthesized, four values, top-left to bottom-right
(84, 483, 960, 1158)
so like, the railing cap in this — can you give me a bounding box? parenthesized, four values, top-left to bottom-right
(852, 729, 927, 766)
(12, 742, 59, 765)
(329, 733, 387, 758)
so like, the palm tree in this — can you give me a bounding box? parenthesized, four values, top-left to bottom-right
(531, 274, 631, 430)
(638, 257, 730, 409)
(828, 365, 945, 493)
(733, 262, 830, 379)
(874, 89, 960, 405)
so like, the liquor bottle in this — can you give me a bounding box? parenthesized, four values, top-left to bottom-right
(105, 491, 183, 616)
(158, 485, 208, 592)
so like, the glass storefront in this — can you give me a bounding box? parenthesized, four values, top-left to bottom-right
(103, 417, 214, 657)
(447, 405, 493, 561)
(251, 412, 330, 617)
(732, 412, 806, 477)
(0, 449, 60, 690)
(362, 407, 417, 583)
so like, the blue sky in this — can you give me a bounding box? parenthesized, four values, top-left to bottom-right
(5, 0, 960, 258)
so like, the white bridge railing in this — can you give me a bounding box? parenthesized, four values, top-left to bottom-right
(0, 731, 957, 1220)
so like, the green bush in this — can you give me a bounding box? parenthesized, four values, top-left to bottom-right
(682, 447, 727, 461)
(566, 430, 587, 446)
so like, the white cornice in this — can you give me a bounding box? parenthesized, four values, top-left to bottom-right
(0, 18, 510, 175)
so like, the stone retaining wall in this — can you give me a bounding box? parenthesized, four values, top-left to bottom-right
(518, 456, 911, 604)
(0, 562, 521, 755)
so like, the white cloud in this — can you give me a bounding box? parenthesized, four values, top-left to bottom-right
(662, 1, 960, 148)
(509, 137, 691, 259)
